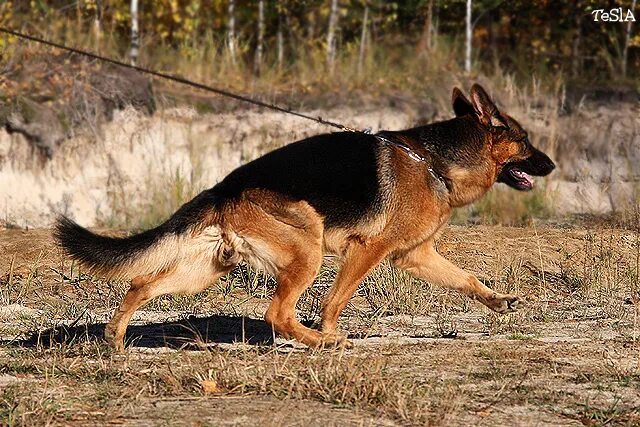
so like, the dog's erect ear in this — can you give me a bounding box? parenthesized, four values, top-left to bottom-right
(452, 87, 474, 117)
(470, 84, 508, 129)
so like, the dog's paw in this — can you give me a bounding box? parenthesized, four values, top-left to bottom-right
(104, 325, 125, 352)
(339, 338, 354, 350)
(317, 333, 353, 350)
(486, 294, 522, 314)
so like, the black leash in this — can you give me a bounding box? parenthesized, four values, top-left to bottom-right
(0, 27, 436, 169)
(0, 27, 359, 133)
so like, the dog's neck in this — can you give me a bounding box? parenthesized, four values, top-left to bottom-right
(415, 117, 499, 207)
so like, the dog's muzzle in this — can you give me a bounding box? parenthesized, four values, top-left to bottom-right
(498, 148, 555, 191)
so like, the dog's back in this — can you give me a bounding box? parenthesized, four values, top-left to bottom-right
(215, 131, 388, 228)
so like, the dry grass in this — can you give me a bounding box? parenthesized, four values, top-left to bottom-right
(1, 222, 639, 424)
(0, 342, 456, 426)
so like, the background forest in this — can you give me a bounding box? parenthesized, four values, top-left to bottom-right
(2, 0, 638, 99)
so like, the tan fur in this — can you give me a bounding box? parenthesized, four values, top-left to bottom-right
(87, 225, 240, 281)
(84, 234, 183, 279)
(322, 237, 393, 335)
(447, 162, 496, 207)
(322, 214, 388, 256)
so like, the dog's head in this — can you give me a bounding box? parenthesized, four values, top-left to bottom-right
(452, 84, 555, 191)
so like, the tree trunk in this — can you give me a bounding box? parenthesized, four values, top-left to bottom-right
(254, 0, 265, 75)
(227, 0, 237, 65)
(358, 4, 369, 75)
(622, 0, 637, 77)
(93, 0, 102, 46)
(307, 8, 316, 40)
(417, 0, 433, 55)
(326, 0, 340, 71)
(571, 1, 582, 78)
(277, 10, 284, 70)
(489, 9, 499, 70)
(465, 0, 472, 72)
(130, 0, 139, 65)
(433, 6, 439, 50)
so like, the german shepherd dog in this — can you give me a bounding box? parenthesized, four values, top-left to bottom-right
(55, 84, 555, 351)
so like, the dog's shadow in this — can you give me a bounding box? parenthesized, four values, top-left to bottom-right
(9, 315, 277, 350)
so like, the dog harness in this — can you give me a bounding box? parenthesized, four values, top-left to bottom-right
(373, 133, 449, 191)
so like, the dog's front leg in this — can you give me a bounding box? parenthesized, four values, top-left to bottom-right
(321, 239, 392, 339)
(392, 241, 521, 313)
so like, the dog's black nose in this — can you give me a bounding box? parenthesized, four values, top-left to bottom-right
(547, 160, 556, 171)
(526, 148, 556, 176)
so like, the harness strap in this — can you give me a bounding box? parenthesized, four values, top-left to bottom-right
(373, 133, 448, 190)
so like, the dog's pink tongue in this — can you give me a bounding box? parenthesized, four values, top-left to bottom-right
(513, 169, 534, 187)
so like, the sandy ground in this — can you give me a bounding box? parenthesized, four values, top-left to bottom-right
(0, 225, 639, 425)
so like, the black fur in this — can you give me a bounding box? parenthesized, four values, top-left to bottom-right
(384, 116, 486, 171)
(452, 90, 475, 117)
(416, 117, 486, 164)
(511, 145, 556, 176)
(164, 189, 221, 234)
(214, 131, 384, 228)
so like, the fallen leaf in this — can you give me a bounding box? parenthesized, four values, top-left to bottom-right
(201, 379, 221, 394)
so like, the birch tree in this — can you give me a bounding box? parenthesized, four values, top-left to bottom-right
(465, 0, 472, 72)
(254, 0, 265, 75)
(358, 3, 369, 75)
(93, 0, 102, 44)
(277, 6, 284, 70)
(571, 2, 582, 77)
(326, 0, 340, 70)
(417, 0, 434, 55)
(621, 0, 637, 77)
(466, 0, 506, 72)
(130, 0, 139, 65)
(433, 5, 439, 50)
(227, 0, 237, 65)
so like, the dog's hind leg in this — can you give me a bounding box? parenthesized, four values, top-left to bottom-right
(264, 247, 327, 347)
(230, 196, 344, 348)
(392, 240, 521, 313)
(105, 252, 234, 351)
(105, 271, 168, 352)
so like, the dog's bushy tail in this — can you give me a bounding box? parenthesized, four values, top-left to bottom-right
(55, 190, 225, 279)
(54, 216, 183, 279)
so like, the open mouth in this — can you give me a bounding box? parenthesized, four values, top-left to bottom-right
(498, 164, 536, 191)
(497, 146, 555, 192)
(509, 167, 534, 190)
